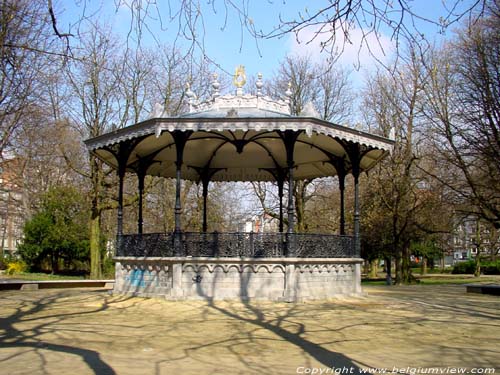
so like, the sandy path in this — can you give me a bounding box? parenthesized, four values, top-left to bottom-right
(0, 285, 498, 374)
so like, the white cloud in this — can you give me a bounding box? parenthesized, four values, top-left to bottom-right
(288, 23, 395, 72)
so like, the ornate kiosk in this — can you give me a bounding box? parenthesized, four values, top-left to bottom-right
(84, 69, 394, 301)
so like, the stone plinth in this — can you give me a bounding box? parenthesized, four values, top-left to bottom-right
(114, 257, 362, 301)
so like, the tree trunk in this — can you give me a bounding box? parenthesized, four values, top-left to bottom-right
(90, 212, 102, 279)
(395, 252, 402, 285)
(385, 257, 392, 285)
(420, 256, 427, 275)
(294, 181, 306, 232)
(395, 243, 414, 284)
(401, 245, 412, 283)
(369, 258, 379, 278)
(89, 155, 103, 279)
(51, 251, 59, 274)
(474, 254, 481, 277)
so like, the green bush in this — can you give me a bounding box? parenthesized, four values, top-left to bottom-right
(452, 259, 500, 275)
(0, 255, 7, 270)
(102, 255, 115, 279)
(452, 260, 476, 274)
(481, 260, 500, 275)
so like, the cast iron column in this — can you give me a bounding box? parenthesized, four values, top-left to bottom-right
(117, 168, 125, 236)
(339, 172, 346, 236)
(173, 159, 183, 256)
(342, 142, 362, 258)
(202, 178, 209, 232)
(137, 168, 145, 234)
(287, 161, 294, 234)
(287, 161, 295, 257)
(116, 162, 126, 256)
(174, 161, 182, 232)
(282, 130, 300, 257)
(277, 177, 284, 233)
(353, 166, 361, 258)
(172, 131, 192, 256)
(113, 141, 137, 256)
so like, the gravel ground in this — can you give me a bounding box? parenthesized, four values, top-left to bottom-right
(0, 285, 499, 375)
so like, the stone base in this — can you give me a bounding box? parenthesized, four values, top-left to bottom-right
(113, 257, 363, 301)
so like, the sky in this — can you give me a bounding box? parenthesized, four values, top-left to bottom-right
(58, 0, 477, 90)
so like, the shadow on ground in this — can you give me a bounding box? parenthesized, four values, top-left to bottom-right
(0, 289, 135, 374)
(0, 284, 499, 374)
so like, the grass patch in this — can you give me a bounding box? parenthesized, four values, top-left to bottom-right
(362, 280, 388, 286)
(362, 274, 500, 286)
(417, 276, 499, 285)
(0, 272, 85, 281)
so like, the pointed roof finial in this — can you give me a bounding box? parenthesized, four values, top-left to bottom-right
(185, 82, 197, 112)
(186, 82, 194, 99)
(285, 82, 292, 99)
(255, 72, 263, 96)
(285, 82, 293, 114)
(212, 73, 220, 99)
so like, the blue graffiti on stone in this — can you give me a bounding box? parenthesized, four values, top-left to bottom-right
(126, 269, 150, 287)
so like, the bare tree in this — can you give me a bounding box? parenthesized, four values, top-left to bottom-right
(62, 24, 125, 278)
(423, 5, 500, 229)
(361, 44, 452, 284)
(251, 55, 354, 232)
(0, 0, 65, 155)
(53, 0, 489, 71)
(316, 62, 354, 124)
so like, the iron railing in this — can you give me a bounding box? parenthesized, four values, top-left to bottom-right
(117, 232, 357, 258)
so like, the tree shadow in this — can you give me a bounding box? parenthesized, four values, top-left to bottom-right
(373, 285, 500, 320)
(0, 289, 135, 375)
(183, 266, 372, 373)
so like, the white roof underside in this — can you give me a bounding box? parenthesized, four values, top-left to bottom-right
(85, 114, 394, 182)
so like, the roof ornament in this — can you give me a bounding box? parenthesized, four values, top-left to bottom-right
(211, 73, 220, 99)
(150, 102, 166, 118)
(300, 101, 320, 119)
(255, 72, 263, 96)
(389, 127, 395, 140)
(285, 82, 292, 98)
(285, 82, 292, 111)
(233, 65, 247, 96)
(185, 82, 197, 112)
(181, 69, 292, 116)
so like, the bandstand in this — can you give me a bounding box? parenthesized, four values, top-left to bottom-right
(84, 70, 394, 301)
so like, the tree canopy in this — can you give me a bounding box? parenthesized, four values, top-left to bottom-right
(18, 186, 90, 273)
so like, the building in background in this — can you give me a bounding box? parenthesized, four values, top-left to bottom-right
(0, 152, 25, 257)
(450, 214, 499, 263)
(242, 213, 278, 233)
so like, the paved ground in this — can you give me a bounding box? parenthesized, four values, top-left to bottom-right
(0, 285, 499, 375)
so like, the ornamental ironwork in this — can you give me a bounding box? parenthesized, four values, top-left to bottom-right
(118, 233, 174, 257)
(116, 232, 356, 258)
(294, 233, 356, 258)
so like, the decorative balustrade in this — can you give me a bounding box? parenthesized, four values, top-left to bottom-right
(117, 232, 357, 258)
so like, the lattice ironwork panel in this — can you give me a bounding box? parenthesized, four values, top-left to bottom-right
(117, 232, 355, 258)
(118, 233, 174, 257)
(251, 233, 286, 257)
(182, 232, 286, 257)
(182, 232, 218, 257)
(294, 234, 356, 258)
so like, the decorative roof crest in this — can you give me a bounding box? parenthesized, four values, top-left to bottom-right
(182, 67, 293, 116)
(233, 65, 247, 95)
